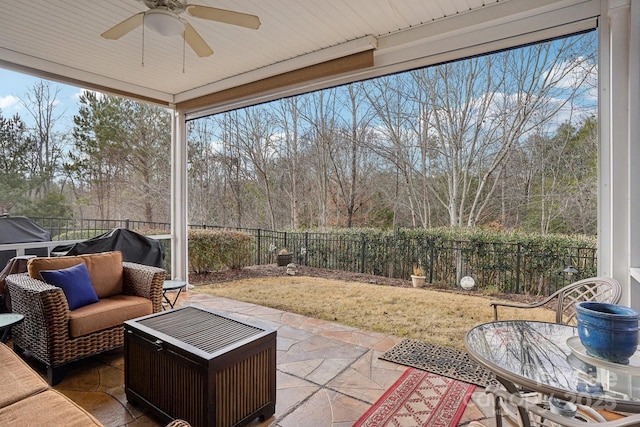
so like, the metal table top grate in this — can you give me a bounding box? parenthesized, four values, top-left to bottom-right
(136, 306, 264, 354)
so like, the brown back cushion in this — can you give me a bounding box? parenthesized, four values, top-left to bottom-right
(27, 251, 124, 299)
(79, 251, 123, 298)
(28, 256, 83, 280)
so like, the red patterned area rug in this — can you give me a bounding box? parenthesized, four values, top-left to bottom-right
(353, 368, 475, 427)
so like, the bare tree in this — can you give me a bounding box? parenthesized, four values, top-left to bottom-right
(332, 83, 377, 227)
(20, 80, 66, 198)
(226, 107, 279, 229)
(298, 89, 340, 228)
(517, 118, 597, 234)
(188, 118, 221, 225)
(274, 97, 302, 229)
(119, 100, 171, 222)
(365, 73, 432, 227)
(367, 34, 596, 228)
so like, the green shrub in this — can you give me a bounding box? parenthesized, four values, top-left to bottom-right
(275, 226, 596, 295)
(188, 229, 251, 273)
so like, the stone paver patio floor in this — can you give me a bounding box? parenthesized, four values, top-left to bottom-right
(19, 289, 502, 426)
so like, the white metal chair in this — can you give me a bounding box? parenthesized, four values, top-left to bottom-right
(490, 277, 622, 325)
(489, 277, 623, 426)
(486, 385, 640, 427)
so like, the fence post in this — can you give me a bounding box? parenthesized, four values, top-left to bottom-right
(515, 243, 521, 294)
(305, 231, 309, 266)
(360, 234, 366, 273)
(429, 238, 434, 284)
(257, 229, 262, 265)
(125, 218, 130, 229)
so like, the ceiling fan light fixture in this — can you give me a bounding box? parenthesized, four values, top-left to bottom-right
(144, 9, 184, 36)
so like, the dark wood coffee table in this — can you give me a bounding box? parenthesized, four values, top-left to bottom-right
(124, 306, 276, 427)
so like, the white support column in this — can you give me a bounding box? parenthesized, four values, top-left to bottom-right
(600, 0, 636, 307)
(598, 2, 613, 280)
(170, 108, 189, 282)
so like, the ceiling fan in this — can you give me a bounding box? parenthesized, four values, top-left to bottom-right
(101, 0, 261, 57)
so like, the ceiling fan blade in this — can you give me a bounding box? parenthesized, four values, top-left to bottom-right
(182, 20, 214, 57)
(101, 12, 144, 39)
(186, 5, 260, 29)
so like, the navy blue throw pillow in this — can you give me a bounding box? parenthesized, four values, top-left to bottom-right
(40, 262, 99, 310)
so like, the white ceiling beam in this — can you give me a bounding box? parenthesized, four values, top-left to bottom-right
(381, 0, 596, 51)
(175, 35, 378, 104)
(0, 48, 175, 105)
(375, 5, 598, 70)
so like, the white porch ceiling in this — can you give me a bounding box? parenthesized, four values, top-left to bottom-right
(0, 0, 600, 113)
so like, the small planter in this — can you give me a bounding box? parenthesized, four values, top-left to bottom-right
(576, 302, 640, 364)
(277, 253, 293, 266)
(411, 275, 426, 288)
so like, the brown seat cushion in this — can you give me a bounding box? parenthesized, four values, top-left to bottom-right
(0, 343, 48, 409)
(67, 295, 152, 338)
(27, 251, 124, 299)
(0, 389, 102, 426)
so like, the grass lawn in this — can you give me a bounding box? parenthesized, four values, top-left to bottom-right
(194, 276, 555, 351)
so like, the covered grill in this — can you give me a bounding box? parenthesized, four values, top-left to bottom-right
(0, 216, 51, 268)
(53, 228, 165, 268)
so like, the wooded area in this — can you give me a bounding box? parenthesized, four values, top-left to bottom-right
(0, 31, 597, 235)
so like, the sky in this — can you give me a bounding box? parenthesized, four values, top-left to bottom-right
(0, 68, 84, 131)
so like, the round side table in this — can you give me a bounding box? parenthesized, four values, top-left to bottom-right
(0, 313, 24, 343)
(162, 280, 187, 310)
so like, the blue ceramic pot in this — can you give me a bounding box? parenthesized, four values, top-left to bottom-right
(575, 302, 640, 364)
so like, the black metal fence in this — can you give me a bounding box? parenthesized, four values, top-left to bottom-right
(199, 226, 598, 296)
(29, 217, 598, 296)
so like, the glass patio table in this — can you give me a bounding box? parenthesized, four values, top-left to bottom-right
(0, 312, 24, 343)
(465, 320, 640, 414)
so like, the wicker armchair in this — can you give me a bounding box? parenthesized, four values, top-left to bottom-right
(490, 277, 622, 325)
(6, 261, 165, 385)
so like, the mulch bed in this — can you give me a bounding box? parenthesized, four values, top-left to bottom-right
(190, 264, 410, 287)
